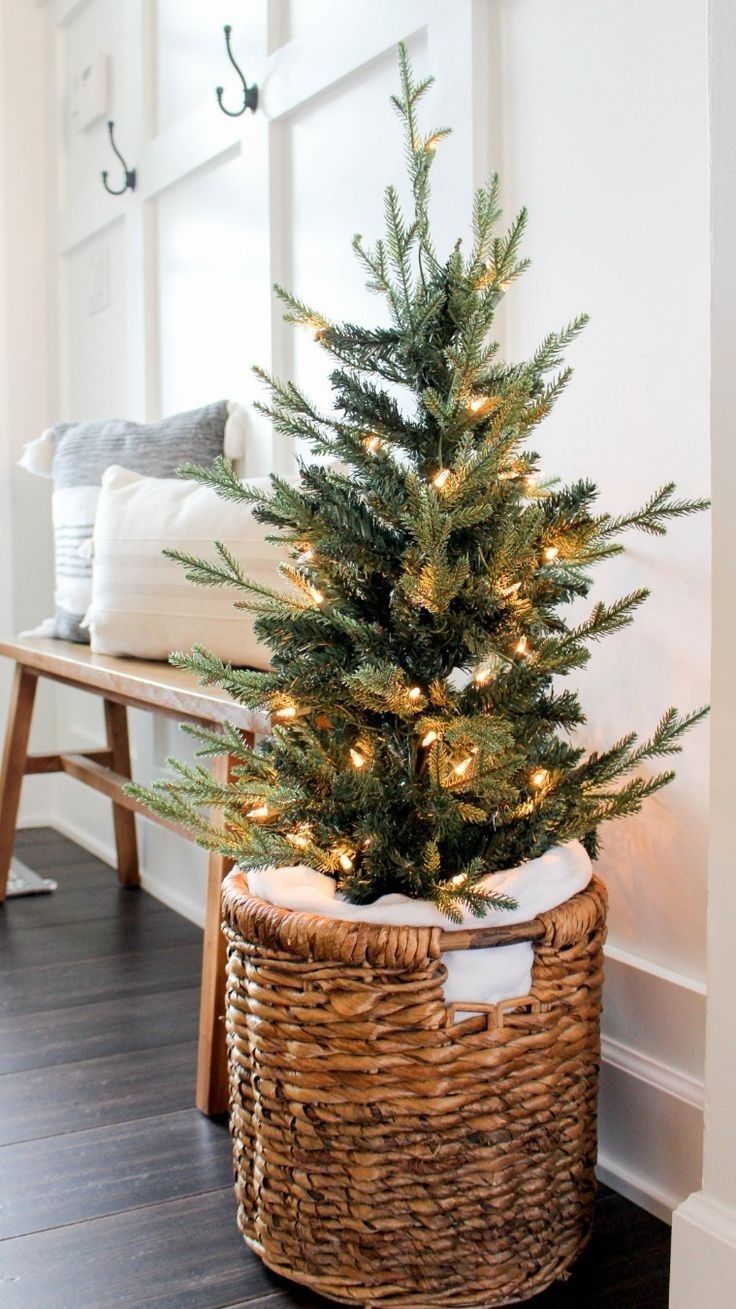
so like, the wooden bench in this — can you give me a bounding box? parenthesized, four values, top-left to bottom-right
(0, 636, 269, 1116)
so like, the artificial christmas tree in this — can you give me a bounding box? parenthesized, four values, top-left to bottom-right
(134, 45, 707, 1307)
(135, 48, 706, 914)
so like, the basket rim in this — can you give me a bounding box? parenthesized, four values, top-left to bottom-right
(221, 868, 605, 954)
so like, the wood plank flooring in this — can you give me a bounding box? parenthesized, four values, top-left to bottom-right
(0, 827, 672, 1307)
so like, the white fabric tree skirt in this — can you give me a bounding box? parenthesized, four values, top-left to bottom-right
(249, 841, 593, 1008)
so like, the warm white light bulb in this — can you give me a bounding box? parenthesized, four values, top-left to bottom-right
(289, 831, 309, 850)
(432, 468, 451, 490)
(364, 435, 382, 454)
(298, 547, 315, 564)
(301, 319, 325, 342)
(453, 755, 473, 778)
(274, 705, 297, 720)
(338, 851, 353, 872)
(421, 729, 439, 747)
(531, 767, 550, 789)
(468, 396, 485, 413)
(247, 804, 270, 820)
(515, 635, 529, 657)
(408, 686, 422, 701)
(499, 581, 522, 598)
(349, 747, 366, 769)
(474, 664, 494, 686)
(309, 585, 324, 605)
(543, 546, 560, 562)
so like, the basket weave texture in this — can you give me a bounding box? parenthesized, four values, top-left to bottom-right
(222, 870, 607, 1308)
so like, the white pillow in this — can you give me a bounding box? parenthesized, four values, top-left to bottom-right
(87, 465, 288, 668)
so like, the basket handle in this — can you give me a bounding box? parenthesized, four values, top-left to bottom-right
(445, 993, 543, 1030)
(439, 918, 545, 951)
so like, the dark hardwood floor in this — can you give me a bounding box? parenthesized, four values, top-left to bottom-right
(0, 827, 671, 1308)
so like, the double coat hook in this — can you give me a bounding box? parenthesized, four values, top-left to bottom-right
(216, 25, 258, 116)
(101, 120, 136, 195)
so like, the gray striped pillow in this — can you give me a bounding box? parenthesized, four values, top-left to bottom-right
(21, 401, 228, 644)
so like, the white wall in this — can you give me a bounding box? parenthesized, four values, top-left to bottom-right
(491, 0, 710, 1216)
(0, 0, 711, 1224)
(34, 0, 482, 919)
(0, 0, 58, 821)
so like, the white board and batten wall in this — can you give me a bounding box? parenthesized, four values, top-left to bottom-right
(2, 0, 711, 1223)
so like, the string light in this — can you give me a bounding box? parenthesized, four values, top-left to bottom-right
(432, 468, 451, 490)
(474, 663, 494, 686)
(408, 686, 422, 701)
(349, 747, 367, 769)
(361, 836, 373, 850)
(530, 768, 550, 789)
(288, 828, 311, 850)
(273, 705, 297, 720)
(515, 635, 529, 658)
(308, 584, 324, 605)
(543, 546, 560, 563)
(246, 804, 270, 820)
(499, 581, 522, 598)
(298, 547, 315, 564)
(363, 435, 382, 454)
(421, 729, 439, 747)
(338, 851, 354, 872)
(453, 754, 474, 778)
(467, 395, 486, 413)
(300, 318, 326, 342)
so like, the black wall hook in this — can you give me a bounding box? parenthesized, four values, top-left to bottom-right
(101, 120, 136, 195)
(216, 25, 258, 116)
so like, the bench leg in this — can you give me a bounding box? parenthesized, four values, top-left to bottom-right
(196, 748, 237, 1116)
(103, 699, 140, 888)
(0, 665, 38, 902)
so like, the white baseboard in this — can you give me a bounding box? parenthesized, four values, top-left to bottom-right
(596, 1034, 706, 1225)
(670, 1191, 736, 1306)
(45, 811, 206, 928)
(601, 1034, 705, 1111)
(596, 1152, 680, 1225)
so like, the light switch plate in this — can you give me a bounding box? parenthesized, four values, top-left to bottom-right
(69, 50, 109, 134)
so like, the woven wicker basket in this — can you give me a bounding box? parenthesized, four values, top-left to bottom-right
(222, 869, 607, 1308)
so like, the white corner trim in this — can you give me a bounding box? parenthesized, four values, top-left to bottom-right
(605, 940, 707, 997)
(601, 1034, 705, 1110)
(670, 1191, 736, 1306)
(676, 1192, 736, 1246)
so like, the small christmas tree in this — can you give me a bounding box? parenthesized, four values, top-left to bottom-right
(133, 47, 707, 920)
